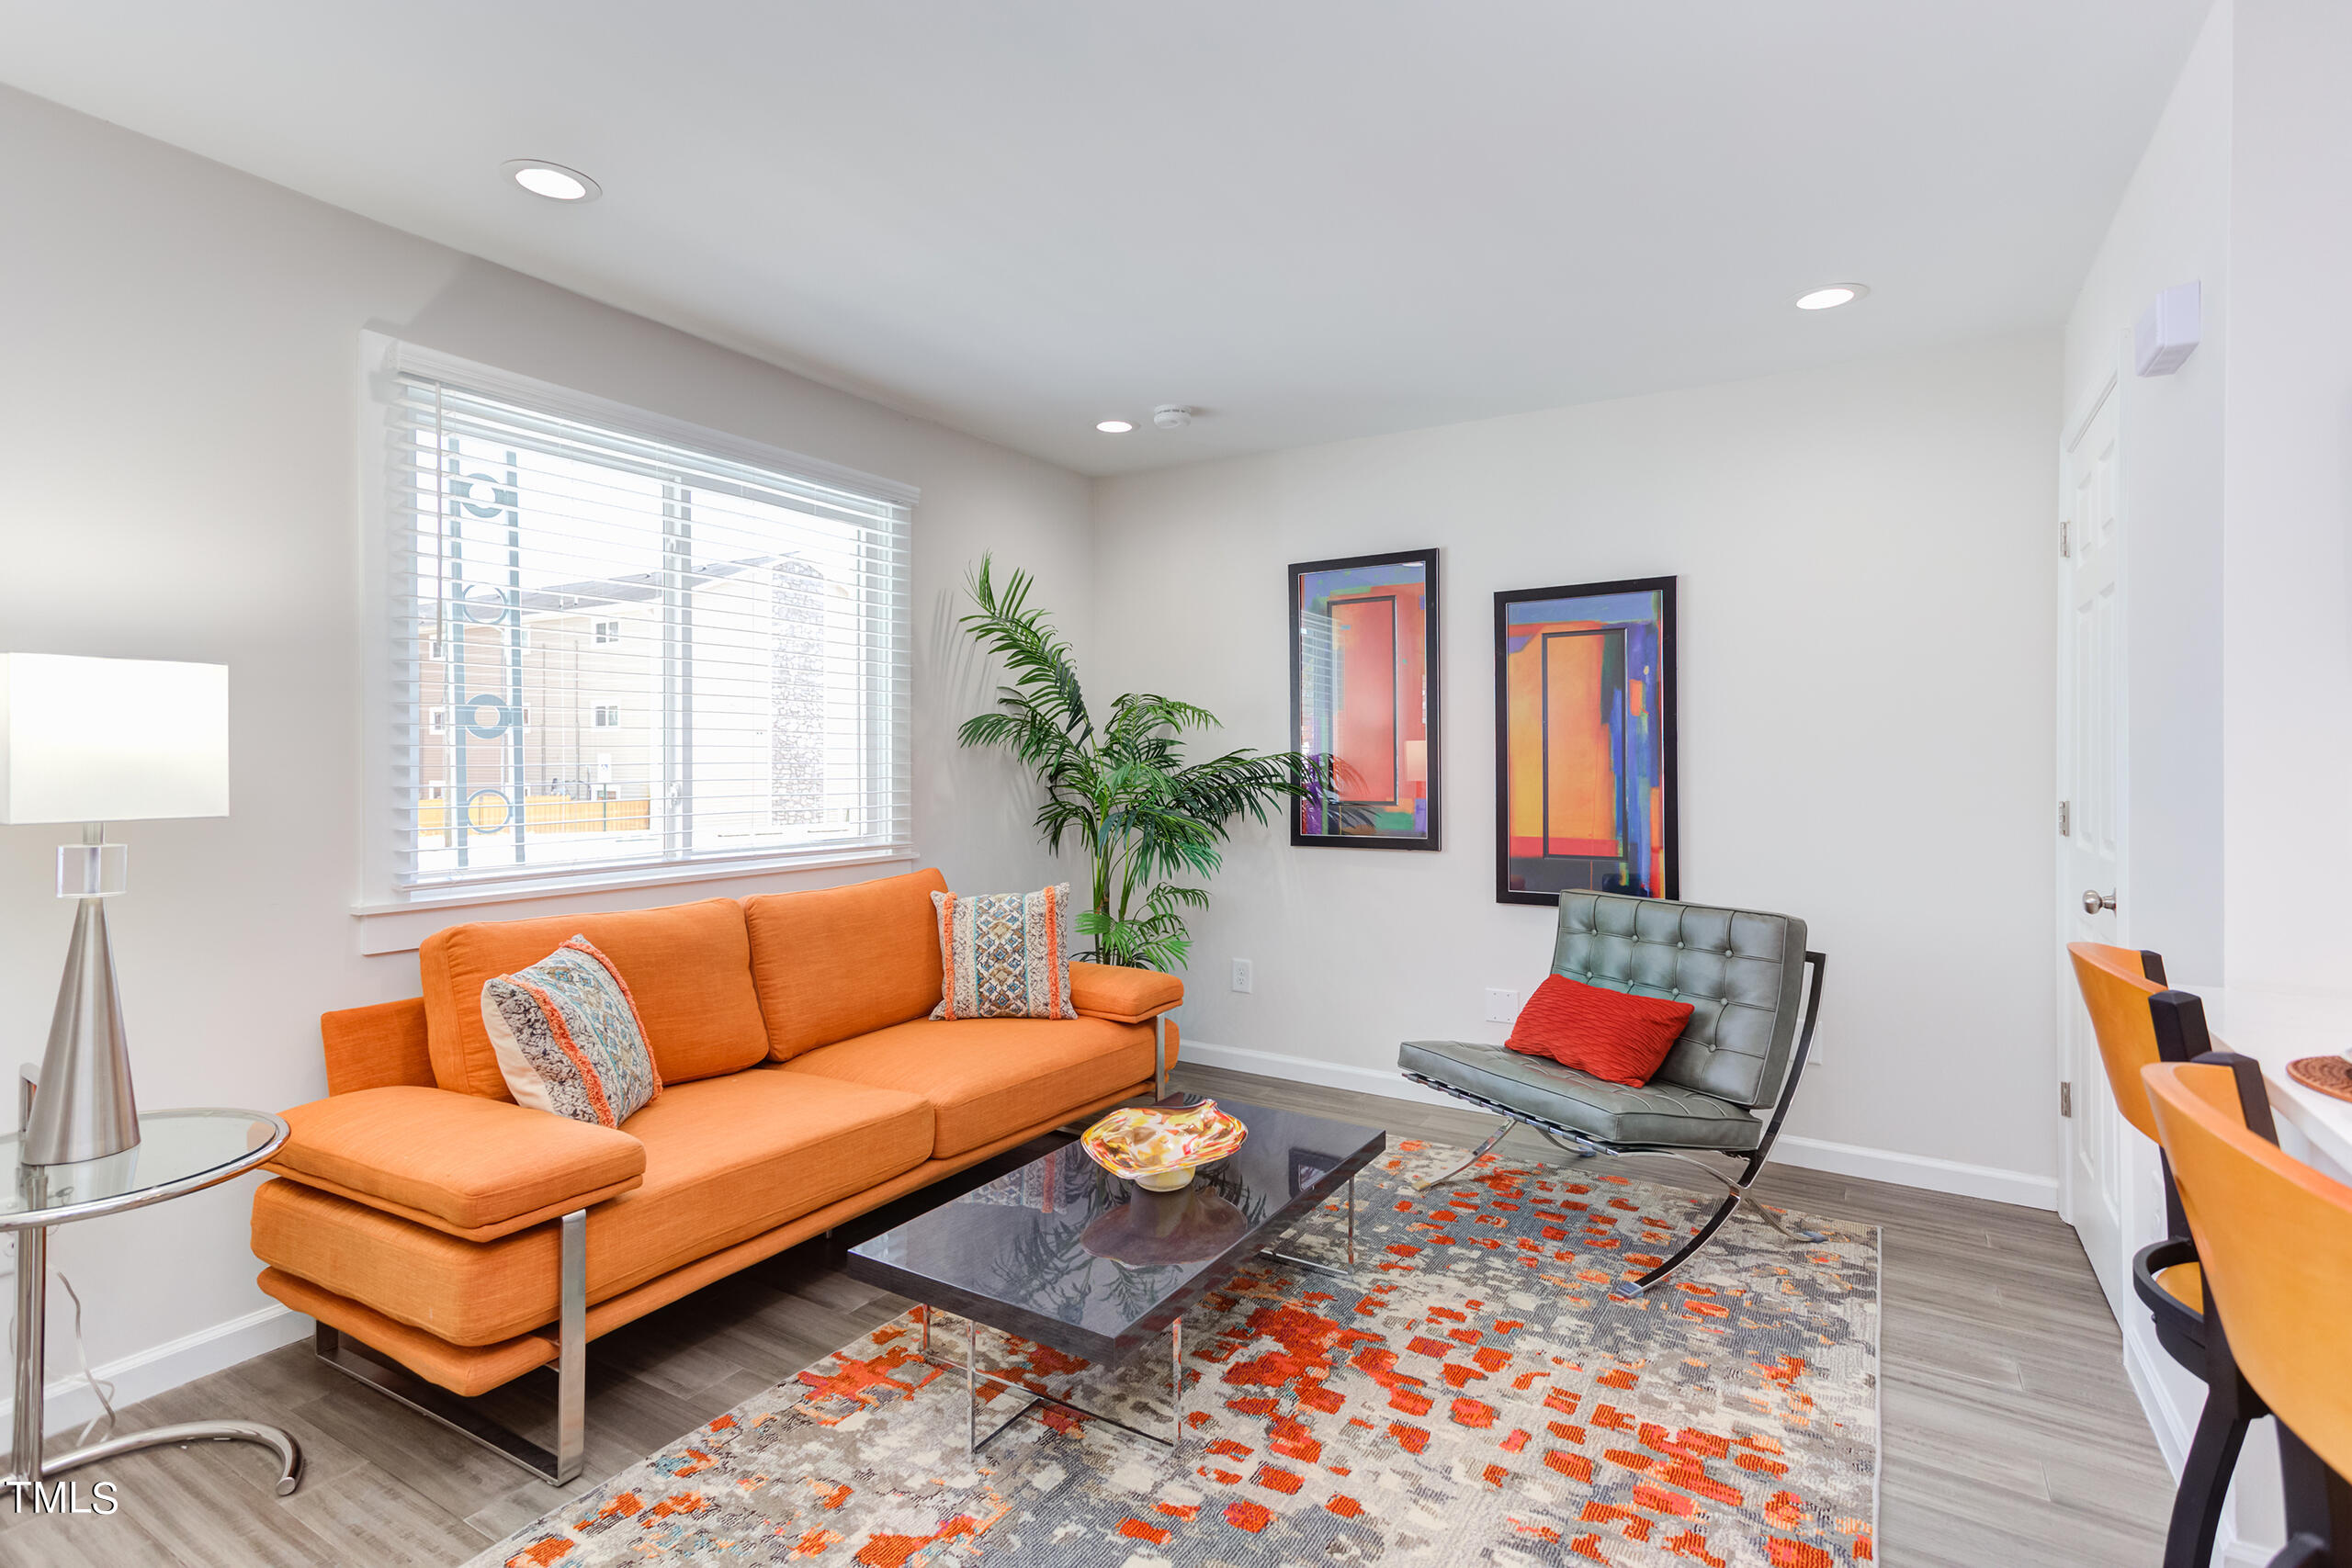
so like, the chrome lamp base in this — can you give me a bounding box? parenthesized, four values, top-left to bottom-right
(23, 831, 141, 1168)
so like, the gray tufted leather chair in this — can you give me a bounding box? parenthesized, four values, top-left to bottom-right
(1397, 891, 1825, 1293)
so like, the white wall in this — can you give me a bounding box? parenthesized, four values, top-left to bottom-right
(2063, 0, 2232, 987)
(0, 84, 1089, 1425)
(1091, 334, 2063, 1197)
(2221, 0, 2352, 996)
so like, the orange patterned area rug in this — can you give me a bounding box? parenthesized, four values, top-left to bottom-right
(474, 1138, 1879, 1567)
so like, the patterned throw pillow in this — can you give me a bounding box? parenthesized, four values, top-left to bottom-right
(932, 884, 1075, 1021)
(480, 935, 662, 1126)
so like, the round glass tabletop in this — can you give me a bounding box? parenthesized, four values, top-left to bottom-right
(0, 1108, 287, 1230)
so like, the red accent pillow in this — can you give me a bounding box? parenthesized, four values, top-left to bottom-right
(1505, 974, 1695, 1089)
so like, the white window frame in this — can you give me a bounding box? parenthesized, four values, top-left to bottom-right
(356, 333, 916, 915)
(593, 619, 622, 645)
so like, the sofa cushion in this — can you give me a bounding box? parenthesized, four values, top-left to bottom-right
(421, 898, 768, 1099)
(784, 1017, 1155, 1158)
(320, 997, 434, 1094)
(1399, 1039, 1763, 1151)
(1069, 961, 1183, 1023)
(270, 1087, 646, 1239)
(743, 869, 948, 1061)
(252, 1069, 933, 1347)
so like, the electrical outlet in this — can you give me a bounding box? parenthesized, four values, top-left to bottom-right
(1484, 987, 1518, 1022)
(1230, 958, 1254, 994)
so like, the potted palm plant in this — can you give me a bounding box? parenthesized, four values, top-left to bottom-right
(956, 558, 1318, 971)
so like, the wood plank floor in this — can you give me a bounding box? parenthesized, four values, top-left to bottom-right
(0, 1065, 2174, 1566)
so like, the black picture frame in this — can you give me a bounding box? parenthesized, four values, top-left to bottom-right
(1288, 547, 1442, 851)
(1492, 575, 1679, 906)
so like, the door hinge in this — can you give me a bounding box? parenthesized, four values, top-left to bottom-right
(2060, 517, 2072, 558)
(2060, 1081, 2074, 1118)
(2058, 800, 2071, 837)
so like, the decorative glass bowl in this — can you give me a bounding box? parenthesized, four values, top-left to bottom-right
(1080, 1100, 1249, 1190)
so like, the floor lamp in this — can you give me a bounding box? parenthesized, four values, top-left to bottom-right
(0, 654, 230, 1165)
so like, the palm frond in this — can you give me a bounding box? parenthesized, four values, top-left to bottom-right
(959, 558, 1319, 973)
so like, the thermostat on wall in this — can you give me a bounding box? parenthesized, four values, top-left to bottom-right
(2134, 282, 2201, 377)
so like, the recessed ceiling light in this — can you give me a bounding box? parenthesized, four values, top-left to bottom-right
(504, 160, 600, 202)
(1796, 283, 1869, 310)
(1096, 420, 1135, 434)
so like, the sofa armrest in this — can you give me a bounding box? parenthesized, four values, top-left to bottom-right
(266, 1087, 645, 1242)
(1069, 961, 1183, 1023)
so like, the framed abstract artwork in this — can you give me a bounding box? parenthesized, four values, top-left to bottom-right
(1289, 547, 1440, 850)
(1494, 576, 1677, 905)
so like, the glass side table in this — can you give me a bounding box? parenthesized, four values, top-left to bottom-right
(3, 1107, 301, 1495)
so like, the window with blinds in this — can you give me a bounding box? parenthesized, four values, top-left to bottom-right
(379, 347, 911, 895)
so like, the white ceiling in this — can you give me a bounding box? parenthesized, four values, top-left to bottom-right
(0, 2, 2210, 475)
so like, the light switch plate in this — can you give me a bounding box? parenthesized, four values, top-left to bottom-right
(1485, 987, 1518, 1022)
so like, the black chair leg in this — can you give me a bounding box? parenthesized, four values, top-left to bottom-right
(2271, 1427, 2352, 1568)
(2167, 1377, 2256, 1568)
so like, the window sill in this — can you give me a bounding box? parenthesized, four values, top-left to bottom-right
(351, 848, 917, 956)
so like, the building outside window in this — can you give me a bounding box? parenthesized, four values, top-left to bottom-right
(381, 337, 912, 894)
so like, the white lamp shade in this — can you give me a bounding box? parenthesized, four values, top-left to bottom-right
(0, 654, 230, 824)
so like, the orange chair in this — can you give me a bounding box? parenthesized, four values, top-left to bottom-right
(2069, 942, 2252, 1568)
(2147, 1055, 2352, 1566)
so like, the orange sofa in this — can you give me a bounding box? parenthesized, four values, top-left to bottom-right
(249, 868, 1179, 1474)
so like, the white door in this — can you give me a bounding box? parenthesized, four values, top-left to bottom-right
(2059, 380, 2127, 1308)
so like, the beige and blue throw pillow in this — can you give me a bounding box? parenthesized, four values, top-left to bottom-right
(932, 884, 1075, 1021)
(481, 935, 662, 1126)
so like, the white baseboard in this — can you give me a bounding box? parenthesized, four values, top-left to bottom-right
(1770, 1134, 2060, 1212)
(1179, 1038, 2061, 1211)
(2123, 1318, 2195, 1473)
(0, 1302, 311, 1438)
(1180, 1039, 1469, 1111)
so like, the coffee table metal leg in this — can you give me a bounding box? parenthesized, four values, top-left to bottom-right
(1258, 1179, 1360, 1280)
(944, 1314, 1182, 1459)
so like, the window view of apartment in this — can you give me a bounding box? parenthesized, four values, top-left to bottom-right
(394, 374, 907, 886)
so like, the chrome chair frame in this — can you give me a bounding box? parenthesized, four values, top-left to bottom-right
(1403, 950, 1826, 1295)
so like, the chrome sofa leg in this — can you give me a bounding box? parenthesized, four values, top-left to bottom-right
(312, 1205, 589, 1485)
(554, 1207, 586, 1483)
(1153, 1015, 1168, 1100)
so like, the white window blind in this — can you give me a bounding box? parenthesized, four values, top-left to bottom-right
(380, 347, 911, 895)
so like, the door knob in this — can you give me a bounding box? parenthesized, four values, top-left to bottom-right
(2083, 890, 2117, 914)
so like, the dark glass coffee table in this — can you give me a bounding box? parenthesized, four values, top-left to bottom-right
(845, 1094, 1385, 1456)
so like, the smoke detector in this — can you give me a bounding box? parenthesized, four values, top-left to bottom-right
(1152, 405, 1194, 431)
